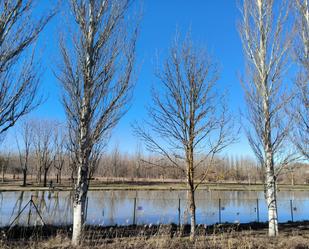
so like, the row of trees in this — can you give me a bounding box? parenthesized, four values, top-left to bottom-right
(15, 120, 66, 187)
(0, 0, 307, 245)
(4, 138, 308, 186)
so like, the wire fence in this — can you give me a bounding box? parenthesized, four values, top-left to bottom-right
(3, 192, 309, 228)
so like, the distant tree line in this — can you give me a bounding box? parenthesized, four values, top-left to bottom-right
(1, 126, 308, 187)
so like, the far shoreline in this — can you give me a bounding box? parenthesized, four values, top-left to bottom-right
(0, 180, 309, 192)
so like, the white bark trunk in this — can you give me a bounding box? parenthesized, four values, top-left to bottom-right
(72, 202, 84, 246)
(263, 79, 278, 236)
(71, 95, 90, 245)
(266, 151, 278, 236)
(266, 173, 278, 236)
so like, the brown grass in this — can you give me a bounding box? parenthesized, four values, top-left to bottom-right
(1, 226, 309, 249)
(1, 178, 309, 192)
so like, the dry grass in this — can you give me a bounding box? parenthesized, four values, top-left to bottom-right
(1, 228, 309, 249)
(1, 177, 309, 192)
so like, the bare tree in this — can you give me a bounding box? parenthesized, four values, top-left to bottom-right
(135, 36, 235, 239)
(238, 0, 293, 236)
(32, 120, 55, 187)
(0, 1, 54, 135)
(16, 120, 33, 186)
(0, 151, 9, 182)
(134, 143, 142, 178)
(56, 1, 138, 245)
(0, 156, 5, 182)
(54, 124, 66, 184)
(111, 143, 121, 178)
(293, 0, 309, 159)
(67, 142, 77, 185)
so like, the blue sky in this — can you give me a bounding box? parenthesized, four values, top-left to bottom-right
(3, 0, 254, 157)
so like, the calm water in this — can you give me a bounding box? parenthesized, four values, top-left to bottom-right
(0, 190, 309, 227)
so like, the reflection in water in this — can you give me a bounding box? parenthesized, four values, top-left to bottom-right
(10, 191, 24, 225)
(0, 190, 309, 227)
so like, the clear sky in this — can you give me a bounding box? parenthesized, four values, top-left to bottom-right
(3, 0, 255, 157)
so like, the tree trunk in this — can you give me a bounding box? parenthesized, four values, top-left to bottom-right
(59, 169, 62, 184)
(72, 161, 89, 246)
(72, 93, 90, 245)
(188, 185, 196, 240)
(72, 198, 86, 245)
(22, 169, 27, 187)
(56, 168, 62, 184)
(266, 167, 278, 236)
(291, 171, 294, 186)
(72, 2, 97, 244)
(43, 169, 48, 187)
(187, 145, 196, 240)
(1, 163, 4, 183)
(38, 166, 42, 184)
(263, 94, 278, 237)
(71, 170, 74, 184)
(265, 121, 278, 237)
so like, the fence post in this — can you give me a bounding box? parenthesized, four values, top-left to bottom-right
(178, 198, 181, 227)
(256, 198, 260, 222)
(219, 198, 221, 224)
(133, 197, 137, 225)
(290, 199, 294, 222)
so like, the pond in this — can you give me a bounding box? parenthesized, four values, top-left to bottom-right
(0, 190, 309, 227)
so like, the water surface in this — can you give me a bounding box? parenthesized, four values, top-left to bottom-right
(1, 190, 308, 227)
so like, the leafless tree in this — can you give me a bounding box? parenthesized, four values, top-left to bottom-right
(134, 143, 142, 178)
(0, 1, 54, 135)
(32, 120, 55, 187)
(134, 36, 235, 239)
(238, 0, 294, 236)
(60, 129, 75, 184)
(56, 0, 138, 245)
(67, 142, 78, 185)
(54, 124, 67, 184)
(16, 120, 33, 186)
(0, 151, 9, 182)
(0, 157, 5, 182)
(293, 0, 308, 160)
(111, 143, 121, 178)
